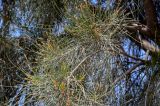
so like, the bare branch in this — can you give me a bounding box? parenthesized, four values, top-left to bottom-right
(125, 23, 150, 37)
(113, 62, 144, 85)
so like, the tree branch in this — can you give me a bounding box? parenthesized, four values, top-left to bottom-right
(124, 23, 160, 53)
(124, 0, 160, 46)
(113, 62, 144, 85)
(144, 0, 160, 35)
(130, 33, 160, 54)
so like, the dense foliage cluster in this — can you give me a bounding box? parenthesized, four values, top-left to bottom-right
(0, 0, 160, 106)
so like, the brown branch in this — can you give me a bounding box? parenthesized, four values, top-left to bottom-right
(130, 33, 160, 54)
(141, 39, 160, 53)
(125, 0, 160, 45)
(125, 23, 160, 53)
(143, 0, 160, 35)
(113, 62, 144, 85)
(125, 23, 149, 37)
(120, 51, 148, 62)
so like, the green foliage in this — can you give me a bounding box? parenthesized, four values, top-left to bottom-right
(21, 1, 127, 105)
(2, 0, 160, 105)
(65, 2, 125, 43)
